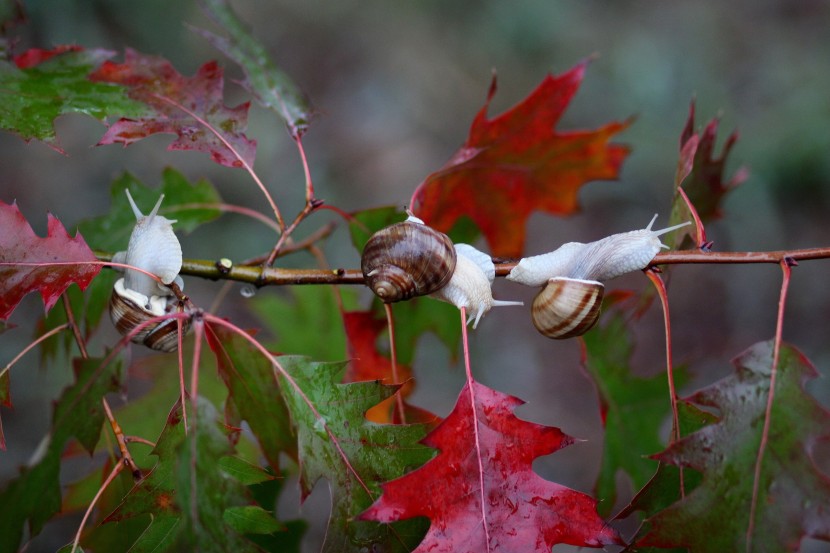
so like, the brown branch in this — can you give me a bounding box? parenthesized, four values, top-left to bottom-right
(94, 247, 830, 288)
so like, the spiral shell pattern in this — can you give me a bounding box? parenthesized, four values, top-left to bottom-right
(361, 219, 457, 303)
(531, 277, 604, 339)
(109, 278, 189, 352)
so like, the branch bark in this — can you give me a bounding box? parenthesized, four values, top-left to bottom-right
(95, 247, 830, 288)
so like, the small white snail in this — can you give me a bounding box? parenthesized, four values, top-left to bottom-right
(507, 215, 689, 339)
(108, 190, 189, 352)
(430, 243, 523, 329)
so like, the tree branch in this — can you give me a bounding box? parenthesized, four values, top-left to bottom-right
(94, 247, 830, 288)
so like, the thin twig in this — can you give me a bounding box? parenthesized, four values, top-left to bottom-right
(70, 461, 125, 553)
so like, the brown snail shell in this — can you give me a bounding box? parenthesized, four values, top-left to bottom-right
(531, 277, 604, 339)
(361, 215, 457, 303)
(109, 277, 190, 352)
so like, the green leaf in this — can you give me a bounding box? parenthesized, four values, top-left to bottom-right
(206, 323, 297, 471)
(78, 169, 222, 252)
(196, 0, 312, 137)
(638, 340, 830, 552)
(0, 49, 147, 144)
(276, 356, 434, 552)
(250, 286, 357, 362)
(219, 456, 277, 486)
(110, 398, 265, 553)
(581, 307, 688, 515)
(223, 506, 283, 535)
(0, 356, 122, 552)
(348, 206, 407, 253)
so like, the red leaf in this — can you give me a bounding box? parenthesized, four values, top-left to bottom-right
(13, 45, 84, 69)
(360, 380, 621, 552)
(411, 61, 630, 258)
(0, 201, 101, 320)
(89, 48, 256, 169)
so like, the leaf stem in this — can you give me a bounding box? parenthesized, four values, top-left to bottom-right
(746, 259, 792, 551)
(70, 461, 125, 553)
(383, 303, 406, 424)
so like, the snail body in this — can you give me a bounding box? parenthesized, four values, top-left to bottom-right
(361, 214, 456, 303)
(109, 190, 188, 352)
(431, 244, 523, 329)
(507, 215, 689, 339)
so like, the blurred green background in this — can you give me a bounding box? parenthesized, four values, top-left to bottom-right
(1, 1, 829, 551)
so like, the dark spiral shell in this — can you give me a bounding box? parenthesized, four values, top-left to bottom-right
(361, 220, 457, 302)
(109, 286, 190, 352)
(531, 277, 604, 339)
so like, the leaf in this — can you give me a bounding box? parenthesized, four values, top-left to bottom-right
(223, 505, 284, 535)
(89, 48, 257, 169)
(581, 306, 688, 515)
(410, 61, 630, 258)
(638, 340, 830, 552)
(360, 380, 621, 552)
(108, 398, 268, 553)
(205, 322, 297, 471)
(195, 0, 312, 138)
(0, 200, 102, 320)
(0, 47, 147, 145)
(250, 286, 355, 362)
(0, 356, 122, 552)
(276, 356, 435, 552)
(668, 101, 748, 249)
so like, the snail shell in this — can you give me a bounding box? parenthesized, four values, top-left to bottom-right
(431, 244, 523, 329)
(531, 278, 604, 339)
(109, 278, 189, 352)
(361, 214, 457, 303)
(109, 190, 188, 351)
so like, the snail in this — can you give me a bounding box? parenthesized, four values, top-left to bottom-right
(430, 243, 523, 329)
(108, 189, 189, 352)
(360, 214, 521, 327)
(507, 215, 690, 339)
(361, 213, 457, 303)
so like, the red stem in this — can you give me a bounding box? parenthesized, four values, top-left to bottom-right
(746, 260, 791, 551)
(383, 303, 406, 424)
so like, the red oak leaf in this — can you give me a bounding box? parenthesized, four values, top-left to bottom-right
(13, 45, 84, 69)
(89, 48, 256, 169)
(410, 61, 630, 258)
(0, 200, 101, 320)
(342, 310, 438, 425)
(360, 380, 621, 552)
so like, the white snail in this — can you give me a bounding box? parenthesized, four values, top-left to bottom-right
(507, 215, 689, 339)
(430, 243, 523, 329)
(108, 190, 188, 352)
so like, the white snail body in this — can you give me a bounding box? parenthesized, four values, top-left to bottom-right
(431, 244, 523, 329)
(109, 190, 188, 352)
(507, 215, 689, 339)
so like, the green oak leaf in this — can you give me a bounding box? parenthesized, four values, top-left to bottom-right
(276, 356, 434, 552)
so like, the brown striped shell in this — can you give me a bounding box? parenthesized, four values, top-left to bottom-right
(361, 217, 457, 303)
(531, 277, 604, 339)
(109, 278, 190, 352)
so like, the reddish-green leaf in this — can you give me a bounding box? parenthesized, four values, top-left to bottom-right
(638, 340, 830, 552)
(668, 101, 748, 249)
(0, 200, 101, 320)
(0, 356, 122, 552)
(361, 380, 621, 552)
(205, 322, 297, 471)
(410, 62, 630, 257)
(276, 356, 434, 552)
(89, 48, 256, 169)
(196, 0, 312, 138)
(0, 47, 147, 145)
